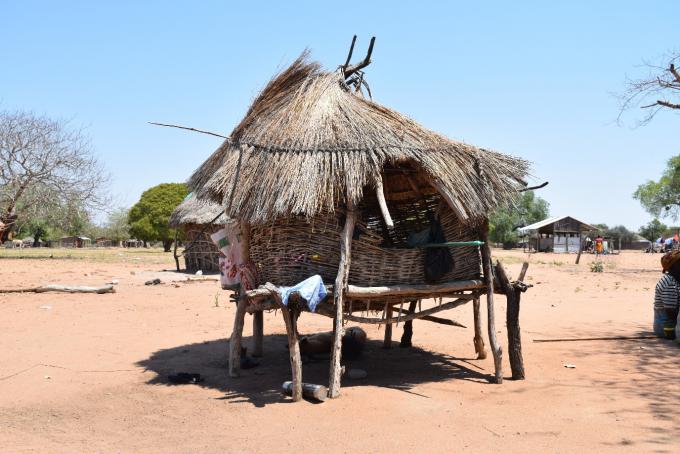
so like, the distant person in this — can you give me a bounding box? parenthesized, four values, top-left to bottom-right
(654, 251, 680, 339)
(594, 235, 604, 257)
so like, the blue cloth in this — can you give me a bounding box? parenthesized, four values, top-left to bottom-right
(278, 275, 327, 313)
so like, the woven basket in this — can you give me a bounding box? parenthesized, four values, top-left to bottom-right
(249, 193, 482, 288)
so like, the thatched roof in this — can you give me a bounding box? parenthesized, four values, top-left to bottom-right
(190, 53, 529, 224)
(168, 194, 229, 227)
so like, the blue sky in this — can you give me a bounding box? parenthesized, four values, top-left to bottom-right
(2, 1, 678, 229)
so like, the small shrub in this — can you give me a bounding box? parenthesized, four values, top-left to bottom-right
(590, 261, 604, 273)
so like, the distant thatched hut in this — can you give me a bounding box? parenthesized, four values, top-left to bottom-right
(188, 46, 531, 399)
(169, 194, 228, 272)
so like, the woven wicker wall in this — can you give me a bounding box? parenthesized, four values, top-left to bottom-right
(183, 224, 221, 272)
(249, 179, 482, 287)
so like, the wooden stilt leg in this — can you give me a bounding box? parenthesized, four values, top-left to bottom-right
(328, 201, 356, 399)
(400, 300, 418, 348)
(281, 306, 302, 401)
(383, 304, 393, 349)
(252, 310, 264, 357)
(480, 221, 503, 384)
(229, 296, 248, 378)
(473, 295, 487, 359)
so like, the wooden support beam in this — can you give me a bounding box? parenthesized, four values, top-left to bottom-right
(383, 304, 393, 348)
(229, 296, 247, 378)
(480, 221, 503, 384)
(328, 200, 356, 399)
(252, 311, 264, 357)
(473, 296, 487, 359)
(394, 306, 466, 328)
(400, 301, 418, 347)
(243, 280, 484, 302)
(280, 306, 302, 401)
(495, 261, 526, 380)
(346, 280, 484, 299)
(375, 175, 394, 229)
(315, 296, 473, 324)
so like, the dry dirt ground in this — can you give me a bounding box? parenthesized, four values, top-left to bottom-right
(1, 248, 679, 453)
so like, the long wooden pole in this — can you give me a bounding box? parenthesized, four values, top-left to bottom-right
(480, 220, 503, 384)
(328, 200, 356, 398)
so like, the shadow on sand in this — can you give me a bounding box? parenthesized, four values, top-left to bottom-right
(137, 334, 492, 407)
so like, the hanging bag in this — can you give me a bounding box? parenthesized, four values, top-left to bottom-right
(424, 214, 454, 283)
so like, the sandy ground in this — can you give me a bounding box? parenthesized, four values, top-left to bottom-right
(1, 249, 678, 453)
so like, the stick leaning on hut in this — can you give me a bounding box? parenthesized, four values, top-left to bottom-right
(185, 36, 532, 400)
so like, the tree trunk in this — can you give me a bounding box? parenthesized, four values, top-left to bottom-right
(163, 238, 173, 252)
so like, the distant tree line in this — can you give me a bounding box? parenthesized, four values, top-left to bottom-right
(1, 109, 187, 250)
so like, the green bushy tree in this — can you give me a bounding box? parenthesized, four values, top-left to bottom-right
(490, 191, 550, 247)
(639, 218, 667, 241)
(128, 183, 188, 251)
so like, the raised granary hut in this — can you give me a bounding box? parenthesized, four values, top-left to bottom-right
(188, 40, 531, 400)
(169, 193, 229, 273)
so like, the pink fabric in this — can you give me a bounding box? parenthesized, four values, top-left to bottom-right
(212, 223, 257, 290)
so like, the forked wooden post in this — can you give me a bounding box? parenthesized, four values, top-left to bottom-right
(252, 311, 264, 357)
(495, 261, 526, 380)
(383, 304, 393, 348)
(472, 295, 487, 359)
(229, 295, 247, 378)
(480, 221, 503, 384)
(281, 306, 302, 401)
(328, 200, 356, 398)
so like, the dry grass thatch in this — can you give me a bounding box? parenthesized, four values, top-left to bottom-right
(168, 194, 229, 228)
(189, 52, 530, 224)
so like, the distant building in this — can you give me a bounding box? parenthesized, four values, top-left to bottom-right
(59, 236, 92, 248)
(627, 234, 652, 251)
(518, 216, 596, 253)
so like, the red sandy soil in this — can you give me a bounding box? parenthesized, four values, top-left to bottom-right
(1, 249, 678, 453)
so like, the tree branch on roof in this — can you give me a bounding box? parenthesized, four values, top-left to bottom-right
(343, 36, 376, 79)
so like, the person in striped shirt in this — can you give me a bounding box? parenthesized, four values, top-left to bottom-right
(654, 250, 680, 338)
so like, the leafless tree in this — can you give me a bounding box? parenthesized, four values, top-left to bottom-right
(0, 110, 109, 240)
(619, 51, 680, 125)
